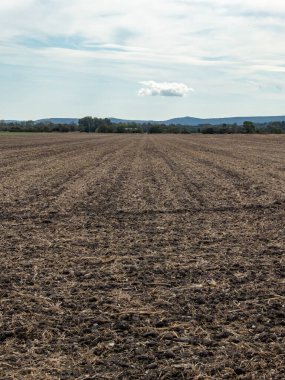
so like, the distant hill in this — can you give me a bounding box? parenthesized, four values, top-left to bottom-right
(164, 116, 285, 126)
(3, 115, 285, 126)
(2, 120, 23, 124)
(111, 116, 285, 126)
(110, 117, 158, 124)
(36, 118, 79, 124)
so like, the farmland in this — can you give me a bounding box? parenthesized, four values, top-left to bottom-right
(0, 133, 284, 379)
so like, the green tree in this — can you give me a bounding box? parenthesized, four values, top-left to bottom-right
(243, 121, 255, 133)
(79, 116, 94, 132)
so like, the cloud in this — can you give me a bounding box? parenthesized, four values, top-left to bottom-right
(1, 0, 285, 74)
(138, 81, 193, 97)
(1, 0, 285, 119)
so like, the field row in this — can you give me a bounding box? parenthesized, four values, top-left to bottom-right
(0, 134, 284, 379)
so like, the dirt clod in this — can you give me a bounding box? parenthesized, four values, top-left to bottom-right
(0, 133, 284, 379)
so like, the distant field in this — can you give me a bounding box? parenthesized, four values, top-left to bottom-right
(0, 131, 40, 136)
(0, 134, 284, 379)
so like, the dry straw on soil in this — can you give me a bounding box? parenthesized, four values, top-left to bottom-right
(0, 134, 284, 379)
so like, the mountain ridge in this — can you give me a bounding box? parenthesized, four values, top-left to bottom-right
(3, 115, 285, 126)
(110, 116, 285, 126)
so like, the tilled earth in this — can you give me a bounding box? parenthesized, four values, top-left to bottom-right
(0, 133, 284, 379)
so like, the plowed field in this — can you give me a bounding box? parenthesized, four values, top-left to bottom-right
(0, 134, 284, 379)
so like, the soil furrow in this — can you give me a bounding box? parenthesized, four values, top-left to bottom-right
(0, 134, 284, 380)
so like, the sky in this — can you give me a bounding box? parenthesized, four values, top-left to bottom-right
(1, 0, 285, 120)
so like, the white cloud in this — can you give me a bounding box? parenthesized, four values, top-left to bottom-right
(138, 81, 193, 97)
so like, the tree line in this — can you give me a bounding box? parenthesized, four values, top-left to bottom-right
(0, 120, 79, 133)
(200, 121, 285, 134)
(1, 118, 285, 134)
(78, 117, 192, 133)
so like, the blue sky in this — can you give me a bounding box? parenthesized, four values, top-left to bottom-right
(0, 0, 285, 120)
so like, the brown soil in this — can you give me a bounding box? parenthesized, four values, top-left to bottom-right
(0, 133, 284, 379)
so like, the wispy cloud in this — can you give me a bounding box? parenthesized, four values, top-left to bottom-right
(138, 81, 193, 97)
(0, 0, 285, 74)
(0, 0, 285, 119)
